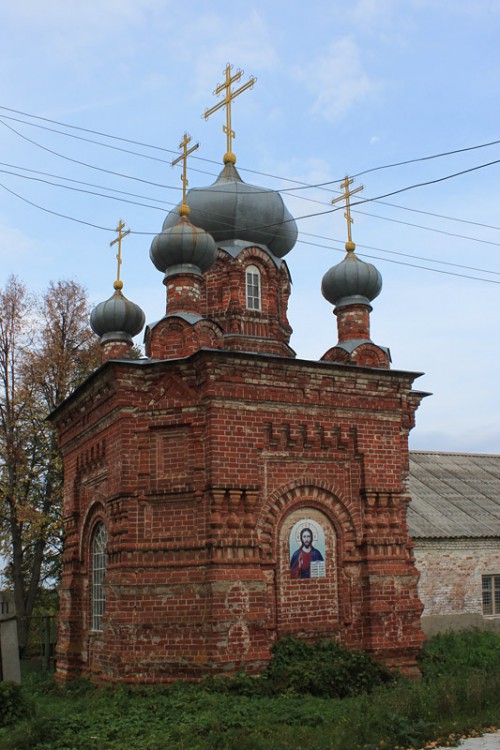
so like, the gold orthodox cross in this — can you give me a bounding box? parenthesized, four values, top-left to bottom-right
(172, 132, 199, 214)
(110, 219, 131, 286)
(332, 176, 364, 246)
(203, 63, 256, 164)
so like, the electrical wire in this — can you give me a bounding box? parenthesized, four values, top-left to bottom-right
(5, 160, 500, 254)
(352, 209, 500, 248)
(5, 110, 500, 248)
(6, 160, 500, 266)
(2, 107, 500, 282)
(0, 119, 184, 191)
(0, 181, 115, 232)
(4, 112, 500, 247)
(2, 177, 500, 284)
(0, 168, 170, 212)
(296, 237, 500, 284)
(3, 104, 500, 190)
(0, 113, 220, 181)
(0, 162, 179, 206)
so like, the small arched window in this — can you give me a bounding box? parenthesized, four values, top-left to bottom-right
(91, 522, 108, 631)
(246, 265, 261, 311)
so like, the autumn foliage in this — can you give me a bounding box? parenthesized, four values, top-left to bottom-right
(0, 276, 101, 652)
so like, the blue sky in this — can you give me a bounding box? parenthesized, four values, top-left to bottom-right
(1, 0, 500, 453)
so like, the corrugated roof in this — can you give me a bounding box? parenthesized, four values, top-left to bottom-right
(408, 451, 500, 539)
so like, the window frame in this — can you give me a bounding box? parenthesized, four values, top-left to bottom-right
(245, 264, 262, 311)
(482, 574, 500, 616)
(91, 522, 108, 632)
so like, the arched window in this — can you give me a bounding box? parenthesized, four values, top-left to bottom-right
(91, 523, 108, 631)
(246, 265, 261, 311)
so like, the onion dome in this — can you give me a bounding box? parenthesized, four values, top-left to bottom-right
(90, 280, 145, 344)
(321, 242, 382, 309)
(150, 204, 217, 281)
(161, 162, 297, 258)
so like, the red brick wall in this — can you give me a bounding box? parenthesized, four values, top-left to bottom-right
(147, 247, 294, 360)
(53, 351, 425, 683)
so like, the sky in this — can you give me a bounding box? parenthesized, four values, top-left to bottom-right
(1, 0, 500, 454)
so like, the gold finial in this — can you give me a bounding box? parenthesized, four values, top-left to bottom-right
(172, 132, 199, 218)
(203, 63, 256, 165)
(332, 176, 364, 250)
(110, 219, 131, 289)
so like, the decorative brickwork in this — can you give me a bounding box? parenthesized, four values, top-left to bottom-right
(52, 337, 426, 682)
(146, 247, 294, 360)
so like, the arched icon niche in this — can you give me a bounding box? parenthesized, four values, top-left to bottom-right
(289, 518, 326, 580)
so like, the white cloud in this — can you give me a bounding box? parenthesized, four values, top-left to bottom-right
(292, 38, 380, 121)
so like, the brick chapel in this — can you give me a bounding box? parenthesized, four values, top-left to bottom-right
(50, 72, 427, 683)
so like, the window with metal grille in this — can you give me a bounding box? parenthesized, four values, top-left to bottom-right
(482, 574, 500, 616)
(246, 265, 261, 311)
(91, 523, 108, 631)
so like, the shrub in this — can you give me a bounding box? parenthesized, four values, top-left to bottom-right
(264, 637, 395, 698)
(0, 681, 34, 727)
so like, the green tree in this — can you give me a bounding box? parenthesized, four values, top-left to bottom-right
(0, 276, 101, 653)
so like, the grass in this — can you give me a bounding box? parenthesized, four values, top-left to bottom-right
(1, 630, 499, 750)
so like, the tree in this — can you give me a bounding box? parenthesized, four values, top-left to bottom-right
(0, 276, 101, 653)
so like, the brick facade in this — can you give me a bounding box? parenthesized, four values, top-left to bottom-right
(52, 170, 427, 681)
(414, 539, 500, 635)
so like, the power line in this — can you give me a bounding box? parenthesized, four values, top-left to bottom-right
(299, 231, 500, 277)
(0, 113, 220, 181)
(3, 104, 500, 195)
(0, 119, 184, 191)
(296, 237, 500, 285)
(2, 176, 500, 284)
(368, 199, 500, 233)
(6, 158, 500, 264)
(352, 209, 500, 248)
(5, 158, 500, 254)
(2, 107, 500, 281)
(284, 158, 500, 228)
(0, 181, 115, 232)
(0, 162, 178, 208)
(5, 112, 500, 249)
(0, 168, 170, 212)
(4, 110, 500, 246)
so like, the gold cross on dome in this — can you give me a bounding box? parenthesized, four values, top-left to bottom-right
(109, 219, 131, 286)
(332, 176, 364, 245)
(203, 63, 256, 164)
(172, 132, 199, 211)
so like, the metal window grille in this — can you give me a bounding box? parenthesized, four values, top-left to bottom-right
(246, 266, 261, 311)
(482, 574, 500, 616)
(92, 523, 108, 631)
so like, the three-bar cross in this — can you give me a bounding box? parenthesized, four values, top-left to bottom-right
(203, 63, 256, 162)
(332, 176, 364, 245)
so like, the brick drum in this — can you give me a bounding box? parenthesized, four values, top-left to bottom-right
(51, 229, 426, 683)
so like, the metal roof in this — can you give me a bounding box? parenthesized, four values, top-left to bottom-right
(408, 451, 500, 539)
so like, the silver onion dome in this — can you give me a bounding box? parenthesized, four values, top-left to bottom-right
(90, 281, 145, 344)
(321, 243, 382, 308)
(150, 209, 217, 280)
(161, 162, 297, 259)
